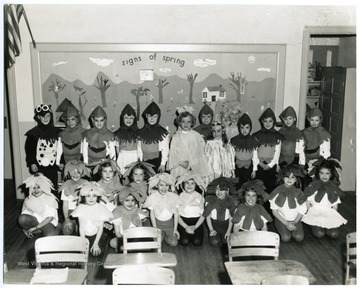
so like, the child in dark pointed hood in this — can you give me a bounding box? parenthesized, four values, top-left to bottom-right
(232, 179, 272, 233)
(25, 104, 61, 191)
(269, 164, 307, 242)
(193, 104, 214, 140)
(278, 106, 305, 167)
(56, 102, 86, 168)
(114, 104, 141, 175)
(231, 113, 260, 189)
(137, 102, 169, 172)
(253, 107, 283, 194)
(82, 106, 116, 167)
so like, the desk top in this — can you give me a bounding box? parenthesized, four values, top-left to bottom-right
(104, 252, 177, 269)
(224, 260, 316, 285)
(4, 269, 87, 285)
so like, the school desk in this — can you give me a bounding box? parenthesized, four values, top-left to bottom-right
(224, 259, 316, 285)
(104, 252, 177, 269)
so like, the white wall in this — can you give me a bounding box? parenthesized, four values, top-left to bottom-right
(13, 5, 356, 197)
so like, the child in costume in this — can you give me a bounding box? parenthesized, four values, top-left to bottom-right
(59, 160, 90, 235)
(193, 104, 214, 140)
(71, 182, 113, 256)
(278, 106, 305, 167)
(109, 186, 148, 252)
(143, 173, 182, 246)
(56, 102, 86, 168)
(221, 100, 242, 140)
(269, 164, 307, 242)
(175, 172, 206, 246)
(137, 102, 169, 172)
(302, 158, 346, 239)
(25, 104, 61, 191)
(230, 113, 260, 190)
(123, 161, 156, 205)
(253, 107, 283, 194)
(167, 106, 210, 183)
(302, 108, 331, 187)
(193, 177, 237, 247)
(82, 105, 116, 167)
(114, 104, 142, 175)
(205, 115, 235, 183)
(233, 179, 272, 234)
(18, 173, 60, 238)
(94, 159, 123, 212)
(302, 108, 331, 164)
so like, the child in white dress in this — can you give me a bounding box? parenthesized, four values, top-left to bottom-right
(302, 158, 346, 239)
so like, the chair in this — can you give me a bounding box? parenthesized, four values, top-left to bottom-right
(112, 266, 175, 285)
(227, 231, 280, 261)
(261, 274, 309, 285)
(123, 226, 162, 254)
(345, 232, 356, 285)
(34, 235, 89, 284)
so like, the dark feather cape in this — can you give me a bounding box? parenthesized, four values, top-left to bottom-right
(138, 123, 168, 144)
(303, 179, 345, 204)
(253, 128, 284, 147)
(278, 125, 303, 144)
(232, 203, 272, 230)
(269, 184, 306, 208)
(114, 104, 139, 144)
(231, 134, 259, 152)
(302, 126, 331, 150)
(203, 195, 237, 220)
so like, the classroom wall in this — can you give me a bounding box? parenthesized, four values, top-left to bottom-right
(13, 5, 356, 197)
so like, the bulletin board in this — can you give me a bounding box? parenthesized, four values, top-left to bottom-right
(30, 43, 286, 133)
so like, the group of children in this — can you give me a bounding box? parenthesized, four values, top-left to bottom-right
(18, 100, 347, 257)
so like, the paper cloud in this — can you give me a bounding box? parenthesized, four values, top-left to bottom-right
(194, 58, 217, 67)
(159, 68, 171, 73)
(257, 67, 271, 72)
(89, 57, 114, 67)
(52, 61, 67, 66)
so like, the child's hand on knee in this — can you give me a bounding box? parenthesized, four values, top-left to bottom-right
(90, 244, 101, 256)
(209, 230, 217, 236)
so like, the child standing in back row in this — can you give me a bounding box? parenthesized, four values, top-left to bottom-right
(278, 106, 305, 167)
(204, 115, 235, 183)
(193, 104, 214, 140)
(82, 106, 116, 167)
(138, 102, 169, 172)
(25, 104, 61, 191)
(114, 104, 142, 175)
(253, 107, 283, 194)
(167, 106, 210, 183)
(230, 113, 260, 190)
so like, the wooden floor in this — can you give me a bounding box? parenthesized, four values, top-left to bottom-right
(3, 179, 356, 285)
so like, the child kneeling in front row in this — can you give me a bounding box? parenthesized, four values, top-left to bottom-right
(193, 177, 237, 247)
(18, 173, 60, 238)
(143, 173, 182, 247)
(109, 186, 148, 252)
(71, 182, 113, 257)
(232, 179, 272, 234)
(269, 164, 307, 242)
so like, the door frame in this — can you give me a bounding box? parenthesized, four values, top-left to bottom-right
(299, 26, 356, 129)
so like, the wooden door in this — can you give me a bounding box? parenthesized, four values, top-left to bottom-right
(320, 67, 346, 160)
